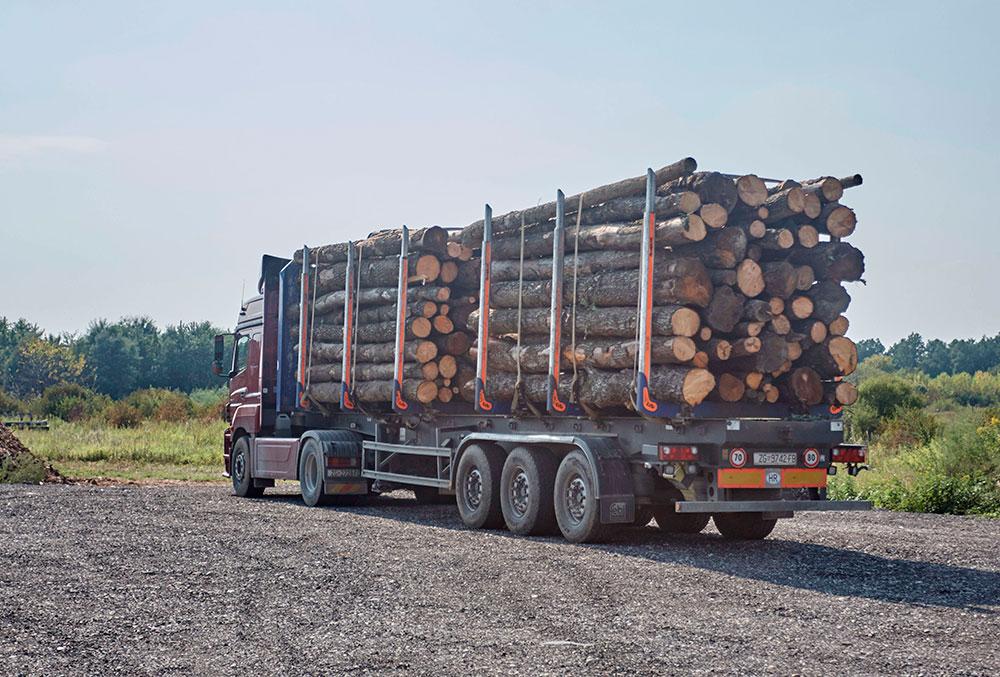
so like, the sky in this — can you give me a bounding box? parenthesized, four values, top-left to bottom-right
(1, 1, 998, 344)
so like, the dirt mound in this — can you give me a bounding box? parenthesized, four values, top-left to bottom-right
(0, 422, 64, 483)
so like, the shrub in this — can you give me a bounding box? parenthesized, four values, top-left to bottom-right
(104, 401, 142, 429)
(33, 384, 110, 422)
(879, 407, 940, 447)
(0, 388, 25, 416)
(189, 387, 227, 420)
(124, 388, 193, 422)
(0, 452, 47, 484)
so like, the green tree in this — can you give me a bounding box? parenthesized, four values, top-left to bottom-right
(920, 339, 952, 377)
(856, 338, 885, 363)
(77, 320, 140, 398)
(6, 338, 86, 398)
(156, 321, 222, 392)
(887, 333, 925, 370)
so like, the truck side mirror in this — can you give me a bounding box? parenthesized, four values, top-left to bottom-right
(212, 334, 233, 377)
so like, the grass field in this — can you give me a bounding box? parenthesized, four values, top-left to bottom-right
(17, 420, 227, 482)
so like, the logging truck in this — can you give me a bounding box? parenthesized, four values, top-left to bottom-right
(214, 163, 871, 542)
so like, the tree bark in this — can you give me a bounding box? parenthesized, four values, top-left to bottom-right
(470, 304, 700, 339)
(679, 227, 747, 268)
(702, 286, 745, 332)
(762, 261, 797, 299)
(814, 204, 857, 238)
(807, 281, 851, 323)
(298, 226, 448, 264)
(800, 176, 844, 203)
(762, 187, 805, 223)
(803, 336, 858, 377)
(658, 172, 739, 212)
(574, 191, 700, 226)
(489, 250, 641, 282)
(786, 242, 865, 282)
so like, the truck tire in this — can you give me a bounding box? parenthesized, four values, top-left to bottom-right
(231, 436, 263, 498)
(455, 443, 506, 529)
(499, 446, 559, 536)
(298, 439, 328, 507)
(553, 449, 608, 544)
(713, 512, 777, 540)
(652, 507, 710, 534)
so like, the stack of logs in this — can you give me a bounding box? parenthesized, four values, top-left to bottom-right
(459, 157, 863, 411)
(290, 226, 480, 406)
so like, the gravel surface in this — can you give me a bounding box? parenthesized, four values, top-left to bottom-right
(1, 483, 998, 676)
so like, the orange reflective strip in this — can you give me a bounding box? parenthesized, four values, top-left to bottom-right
(781, 468, 828, 488)
(717, 468, 766, 488)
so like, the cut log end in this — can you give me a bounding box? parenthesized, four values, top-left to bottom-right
(699, 203, 729, 229)
(683, 369, 716, 406)
(717, 373, 746, 402)
(735, 175, 768, 208)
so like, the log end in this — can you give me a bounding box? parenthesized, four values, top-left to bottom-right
(683, 368, 716, 406)
(672, 307, 702, 337)
(736, 175, 768, 208)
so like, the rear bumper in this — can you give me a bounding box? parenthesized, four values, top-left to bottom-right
(675, 500, 872, 514)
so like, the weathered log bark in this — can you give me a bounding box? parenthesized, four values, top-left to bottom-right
(735, 175, 768, 207)
(742, 299, 773, 322)
(298, 226, 448, 264)
(730, 337, 762, 357)
(489, 261, 713, 309)
(702, 286, 745, 332)
(780, 367, 824, 406)
(489, 250, 641, 282)
(659, 172, 739, 212)
(814, 203, 857, 238)
(704, 338, 732, 361)
(795, 265, 816, 291)
(708, 269, 736, 286)
(491, 215, 706, 260)
(735, 259, 765, 298)
(840, 174, 863, 189)
(803, 336, 858, 377)
(734, 321, 765, 337)
(807, 281, 851, 323)
(452, 260, 481, 290)
(762, 187, 805, 223)
(698, 204, 728, 229)
(800, 177, 844, 203)
(307, 361, 436, 383)
(769, 314, 791, 335)
(461, 157, 697, 245)
(759, 228, 794, 251)
(309, 285, 450, 313)
(480, 365, 715, 407)
(828, 315, 850, 336)
(768, 179, 801, 195)
(787, 242, 865, 282)
(574, 191, 700, 226)
(679, 227, 747, 268)
(434, 331, 472, 357)
(729, 331, 789, 374)
(792, 319, 828, 346)
(474, 336, 696, 372)
(306, 378, 438, 404)
(762, 261, 798, 299)
(470, 304, 700, 339)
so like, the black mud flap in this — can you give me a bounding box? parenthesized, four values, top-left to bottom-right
(585, 437, 635, 525)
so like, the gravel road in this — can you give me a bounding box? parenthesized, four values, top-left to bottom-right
(1, 483, 998, 676)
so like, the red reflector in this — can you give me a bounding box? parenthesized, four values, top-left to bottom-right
(658, 445, 698, 461)
(832, 445, 867, 464)
(326, 456, 356, 468)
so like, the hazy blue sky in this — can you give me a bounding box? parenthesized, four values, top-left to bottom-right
(1, 1, 998, 343)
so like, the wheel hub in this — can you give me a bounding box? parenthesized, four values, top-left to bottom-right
(233, 452, 246, 482)
(464, 468, 483, 510)
(565, 476, 587, 523)
(509, 469, 530, 517)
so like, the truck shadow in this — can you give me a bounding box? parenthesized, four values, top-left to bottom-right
(259, 491, 1000, 613)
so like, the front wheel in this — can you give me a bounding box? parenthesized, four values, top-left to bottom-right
(553, 450, 607, 543)
(231, 436, 263, 498)
(713, 512, 777, 540)
(298, 439, 327, 507)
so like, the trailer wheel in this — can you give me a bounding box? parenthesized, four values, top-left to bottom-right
(554, 449, 607, 543)
(231, 436, 263, 498)
(713, 513, 777, 540)
(298, 439, 328, 507)
(652, 507, 710, 534)
(499, 446, 559, 536)
(455, 443, 505, 529)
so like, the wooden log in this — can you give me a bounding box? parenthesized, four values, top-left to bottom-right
(708, 269, 736, 286)
(691, 351, 709, 368)
(698, 204, 728, 229)
(769, 314, 791, 335)
(704, 338, 732, 362)
(699, 326, 712, 341)
(789, 295, 815, 320)
(768, 297, 785, 316)
(762, 187, 805, 223)
(471, 304, 701, 338)
(446, 240, 474, 261)
(437, 385, 454, 403)
(680, 227, 747, 268)
(735, 259, 765, 298)
(768, 179, 800, 195)
(792, 319, 828, 346)
(439, 260, 459, 284)
(491, 215, 706, 260)
(840, 174, 863, 189)
(729, 331, 789, 374)
(354, 317, 431, 343)
(803, 336, 858, 377)
(827, 380, 859, 406)
(479, 336, 697, 372)
(307, 361, 435, 384)
(299, 226, 448, 264)
(480, 365, 716, 407)
(802, 192, 822, 219)
(788, 242, 865, 282)
(461, 157, 698, 245)
(734, 321, 764, 337)
(353, 379, 439, 404)
(434, 331, 472, 357)
(574, 191, 700, 226)
(762, 261, 797, 299)
(714, 373, 747, 402)
(735, 175, 768, 207)
(489, 250, 641, 282)
(800, 177, 844, 203)
(795, 265, 815, 291)
(432, 315, 454, 334)
(745, 372, 764, 390)
(781, 367, 824, 406)
(742, 299, 772, 322)
(730, 337, 762, 357)
(489, 261, 713, 309)
(807, 281, 851, 323)
(437, 354, 458, 379)
(452, 259, 481, 290)
(762, 382, 780, 403)
(702, 286, 745, 333)
(795, 224, 820, 249)
(758, 228, 794, 251)
(659, 172, 738, 212)
(309, 285, 450, 312)
(743, 219, 766, 239)
(786, 340, 803, 361)
(828, 315, 849, 336)
(814, 203, 857, 238)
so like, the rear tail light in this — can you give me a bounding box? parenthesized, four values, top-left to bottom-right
(658, 445, 698, 461)
(831, 445, 867, 464)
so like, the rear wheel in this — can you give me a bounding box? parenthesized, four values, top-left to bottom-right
(500, 446, 558, 536)
(455, 444, 506, 529)
(231, 436, 263, 498)
(652, 507, 710, 534)
(713, 512, 777, 540)
(554, 449, 607, 543)
(298, 439, 327, 507)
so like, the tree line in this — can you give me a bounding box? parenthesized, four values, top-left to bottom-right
(856, 332, 1000, 376)
(0, 316, 227, 400)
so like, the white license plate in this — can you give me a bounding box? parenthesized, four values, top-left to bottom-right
(753, 451, 797, 466)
